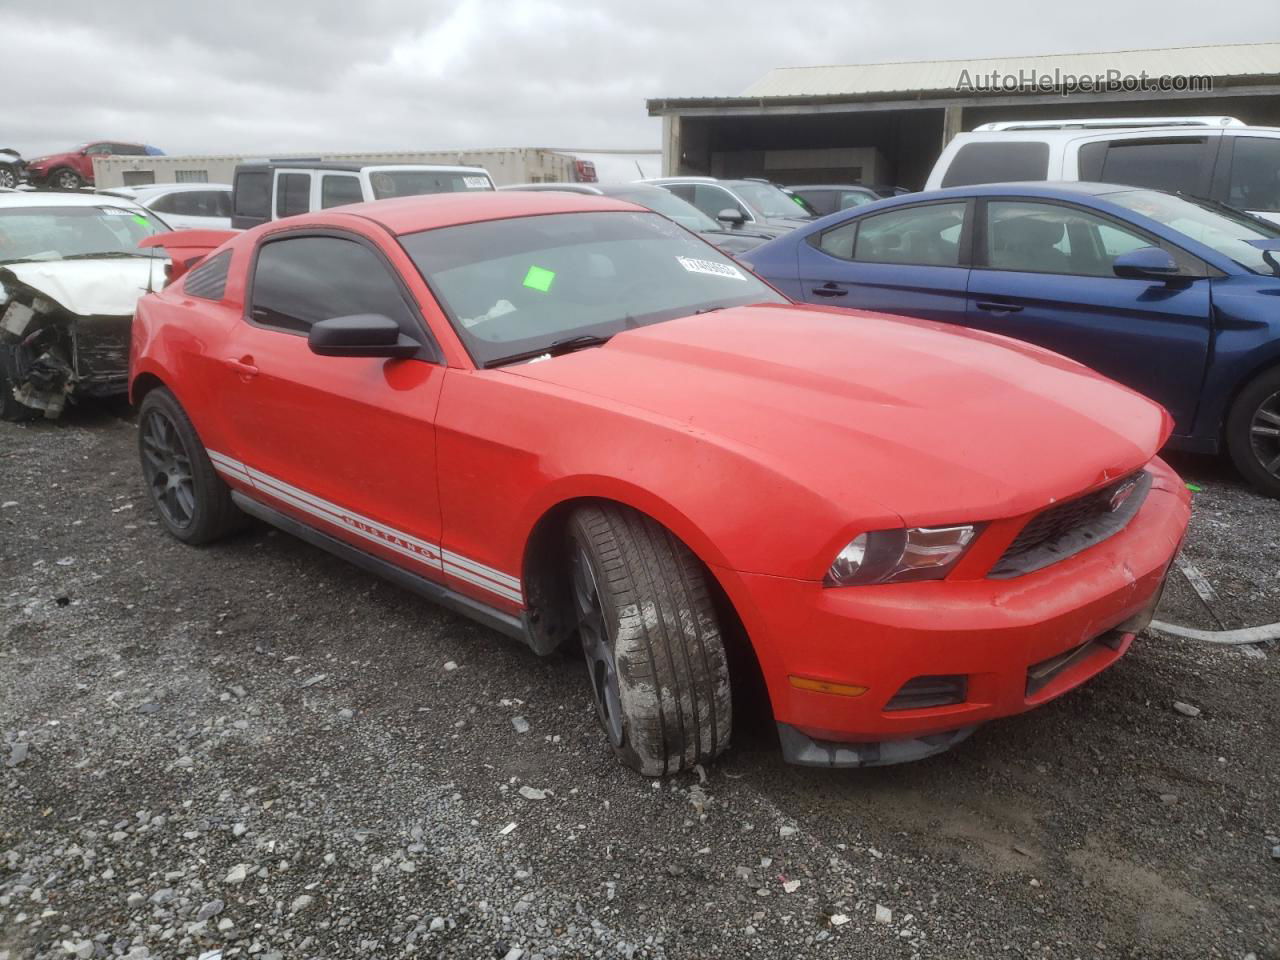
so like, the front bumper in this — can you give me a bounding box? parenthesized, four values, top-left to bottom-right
(719, 457, 1190, 765)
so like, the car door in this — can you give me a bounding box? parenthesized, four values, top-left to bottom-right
(966, 198, 1213, 433)
(214, 229, 449, 583)
(794, 199, 973, 324)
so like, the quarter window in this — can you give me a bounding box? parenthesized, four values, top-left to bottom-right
(941, 142, 1050, 188)
(250, 235, 417, 335)
(851, 202, 967, 266)
(1228, 137, 1280, 213)
(985, 201, 1156, 277)
(276, 173, 311, 218)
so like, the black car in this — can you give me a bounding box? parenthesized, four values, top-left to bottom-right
(0, 149, 24, 190)
(500, 182, 776, 256)
(786, 184, 882, 216)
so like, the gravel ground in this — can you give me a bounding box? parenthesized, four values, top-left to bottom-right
(1, 404, 1277, 960)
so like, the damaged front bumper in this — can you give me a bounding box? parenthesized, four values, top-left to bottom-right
(1, 270, 133, 418)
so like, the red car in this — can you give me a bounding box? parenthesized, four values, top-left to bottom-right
(130, 192, 1190, 775)
(23, 141, 156, 190)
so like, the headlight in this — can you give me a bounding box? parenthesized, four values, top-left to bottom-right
(825, 525, 979, 586)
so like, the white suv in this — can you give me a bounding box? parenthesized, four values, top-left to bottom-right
(926, 117, 1280, 224)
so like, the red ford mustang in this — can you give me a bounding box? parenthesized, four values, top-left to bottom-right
(130, 192, 1190, 775)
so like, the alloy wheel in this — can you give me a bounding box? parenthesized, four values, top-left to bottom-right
(56, 170, 80, 190)
(572, 545, 624, 747)
(1250, 389, 1280, 479)
(0, 168, 15, 189)
(141, 409, 196, 529)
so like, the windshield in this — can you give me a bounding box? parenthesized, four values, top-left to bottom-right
(608, 188, 721, 233)
(402, 211, 786, 367)
(1107, 189, 1280, 275)
(732, 181, 813, 220)
(369, 170, 494, 199)
(0, 205, 170, 264)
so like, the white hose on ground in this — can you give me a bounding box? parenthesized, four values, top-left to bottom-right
(1149, 620, 1280, 645)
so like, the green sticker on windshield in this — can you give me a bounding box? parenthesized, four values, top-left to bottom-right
(523, 264, 556, 293)
(132, 214, 149, 226)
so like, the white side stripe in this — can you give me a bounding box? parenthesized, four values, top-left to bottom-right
(206, 450, 522, 604)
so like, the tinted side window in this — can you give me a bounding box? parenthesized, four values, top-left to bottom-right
(169, 191, 226, 217)
(276, 173, 311, 218)
(985, 201, 1153, 277)
(214, 192, 232, 218)
(799, 190, 836, 216)
(321, 175, 364, 209)
(184, 251, 231, 301)
(250, 236, 415, 335)
(1097, 137, 1212, 196)
(941, 142, 1049, 188)
(149, 193, 179, 214)
(1228, 137, 1280, 212)
(233, 172, 269, 219)
(852, 202, 967, 266)
(812, 219, 858, 259)
(663, 184, 695, 204)
(691, 185, 746, 220)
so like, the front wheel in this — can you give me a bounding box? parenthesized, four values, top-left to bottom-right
(138, 387, 244, 544)
(568, 504, 732, 776)
(51, 168, 82, 191)
(0, 165, 17, 190)
(1226, 367, 1280, 499)
(0, 346, 37, 422)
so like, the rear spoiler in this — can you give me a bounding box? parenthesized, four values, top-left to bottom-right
(139, 229, 237, 284)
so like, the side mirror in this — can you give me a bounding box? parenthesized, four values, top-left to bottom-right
(308, 314, 419, 358)
(1112, 246, 1180, 281)
(716, 208, 746, 226)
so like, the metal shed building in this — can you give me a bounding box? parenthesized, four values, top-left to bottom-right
(646, 42, 1280, 188)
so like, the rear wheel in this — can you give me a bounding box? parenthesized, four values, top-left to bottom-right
(138, 388, 243, 544)
(0, 165, 17, 189)
(1226, 367, 1280, 499)
(51, 167, 82, 191)
(567, 503, 732, 776)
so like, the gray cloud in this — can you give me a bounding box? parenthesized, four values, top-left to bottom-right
(4, 0, 1273, 157)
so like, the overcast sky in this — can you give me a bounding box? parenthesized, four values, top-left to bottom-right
(5, 0, 1275, 158)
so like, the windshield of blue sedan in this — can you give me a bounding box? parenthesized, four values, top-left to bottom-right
(402, 211, 785, 366)
(1107, 189, 1280, 275)
(0, 205, 169, 264)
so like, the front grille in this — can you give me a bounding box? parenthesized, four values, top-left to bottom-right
(990, 471, 1152, 579)
(884, 675, 967, 711)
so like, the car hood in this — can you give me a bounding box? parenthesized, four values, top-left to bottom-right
(506, 304, 1169, 524)
(1, 257, 168, 316)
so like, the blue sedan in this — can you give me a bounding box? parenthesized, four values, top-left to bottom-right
(743, 182, 1280, 497)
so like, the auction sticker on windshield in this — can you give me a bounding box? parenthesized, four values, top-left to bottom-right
(677, 256, 746, 281)
(464, 176, 491, 189)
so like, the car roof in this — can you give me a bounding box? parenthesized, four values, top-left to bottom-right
(0, 191, 148, 209)
(790, 184, 878, 192)
(869, 181, 1138, 205)
(236, 161, 488, 174)
(314, 190, 642, 235)
(117, 183, 232, 196)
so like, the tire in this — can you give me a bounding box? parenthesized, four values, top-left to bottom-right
(51, 167, 82, 191)
(138, 387, 243, 544)
(0, 165, 16, 190)
(568, 503, 732, 776)
(0, 347, 38, 422)
(1226, 367, 1280, 499)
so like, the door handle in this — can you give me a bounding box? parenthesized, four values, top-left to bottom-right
(224, 356, 259, 378)
(974, 300, 1024, 314)
(812, 282, 848, 298)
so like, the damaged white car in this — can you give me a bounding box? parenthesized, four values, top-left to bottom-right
(0, 193, 169, 420)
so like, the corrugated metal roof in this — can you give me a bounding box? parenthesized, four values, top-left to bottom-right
(741, 42, 1280, 98)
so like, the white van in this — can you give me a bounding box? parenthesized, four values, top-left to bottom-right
(926, 117, 1280, 224)
(230, 160, 495, 229)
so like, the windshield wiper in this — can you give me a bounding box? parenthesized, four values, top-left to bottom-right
(484, 333, 613, 369)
